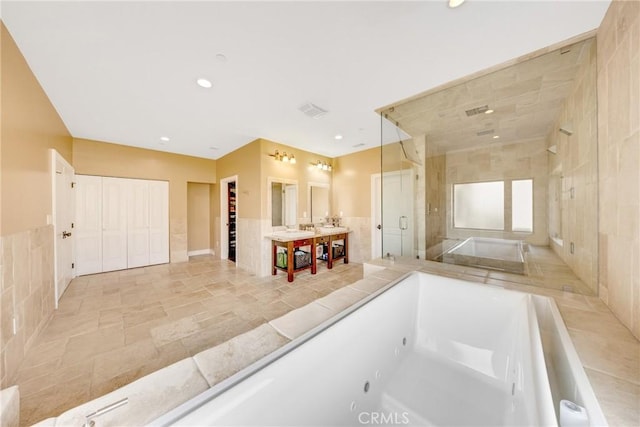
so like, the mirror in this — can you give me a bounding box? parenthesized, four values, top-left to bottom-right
(270, 179, 298, 227)
(309, 183, 330, 223)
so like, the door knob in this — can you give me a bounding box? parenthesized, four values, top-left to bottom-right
(376, 224, 382, 230)
(62, 231, 72, 239)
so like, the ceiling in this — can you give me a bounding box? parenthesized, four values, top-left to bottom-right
(1, 1, 610, 160)
(385, 37, 595, 154)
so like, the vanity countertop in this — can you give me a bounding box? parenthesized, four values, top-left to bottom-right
(267, 228, 350, 242)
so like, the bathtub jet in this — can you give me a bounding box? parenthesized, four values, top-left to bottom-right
(151, 272, 606, 427)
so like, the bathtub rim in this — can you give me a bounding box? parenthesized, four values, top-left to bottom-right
(149, 272, 415, 427)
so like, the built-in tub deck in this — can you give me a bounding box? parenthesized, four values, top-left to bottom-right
(152, 271, 605, 427)
(439, 237, 526, 275)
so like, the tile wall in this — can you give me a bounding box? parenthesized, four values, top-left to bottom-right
(547, 39, 598, 294)
(597, 0, 640, 339)
(0, 225, 55, 388)
(445, 139, 549, 245)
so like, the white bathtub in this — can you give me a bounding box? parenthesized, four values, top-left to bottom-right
(443, 237, 526, 274)
(151, 272, 605, 426)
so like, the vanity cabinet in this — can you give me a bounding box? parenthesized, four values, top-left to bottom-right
(270, 231, 349, 282)
(272, 238, 316, 282)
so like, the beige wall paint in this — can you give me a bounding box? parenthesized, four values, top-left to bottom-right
(73, 138, 216, 262)
(333, 146, 380, 218)
(216, 140, 261, 219)
(597, 0, 640, 339)
(187, 183, 211, 252)
(547, 39, 598, 293)
(1, 24, 73, 236)
(0, 24, 72, 387)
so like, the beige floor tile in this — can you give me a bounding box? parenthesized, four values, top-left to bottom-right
(585, 368, 640, 427)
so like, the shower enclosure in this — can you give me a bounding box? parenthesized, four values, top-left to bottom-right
(377, 36, 599, 296)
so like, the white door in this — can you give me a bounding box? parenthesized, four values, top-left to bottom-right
(148, 180, 169, 265)
(52, 150, 75, 305)
(75, 175, 103, 275)
(372, 170, 414, 259)
(102, 177, 128, 272)
(128, 179, 150, 268)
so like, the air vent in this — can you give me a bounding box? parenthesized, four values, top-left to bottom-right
(476, 129, 495, 136)
(352, 143, 365, 148)
(299, 103, 328, 119)
(465, 105, 490, 116)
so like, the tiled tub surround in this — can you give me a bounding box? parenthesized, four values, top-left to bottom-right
(1, 225, 55, 389)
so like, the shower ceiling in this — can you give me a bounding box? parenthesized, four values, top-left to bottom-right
(382, 38, 595, 154)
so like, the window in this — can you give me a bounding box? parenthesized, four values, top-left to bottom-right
(453, 181, 504, 230)
(512, 179, 533, 232)
(453, 179, 533, 233)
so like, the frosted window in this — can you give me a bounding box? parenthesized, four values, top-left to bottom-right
(454, 182, 504, 230)
(512, 179, 533, 232)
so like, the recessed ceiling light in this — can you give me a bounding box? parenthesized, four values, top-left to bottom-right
(196, 78, 212, 88)
(448, 0, 466, 8)
(485, 109, 494, 115)
(160, 136, 170, 142)
(493, 135, 500, 139)
(334, 134, 343, 140)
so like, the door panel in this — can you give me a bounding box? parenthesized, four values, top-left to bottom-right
(54, 151, 75, 303)
(102, 177, 128, 272)
(128, 179, 150, 268)
(149, 180, 169, 265)
(76, 175, 103, 275)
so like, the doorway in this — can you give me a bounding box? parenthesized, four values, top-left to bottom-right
(371, 170, 414, 260)
(220, 175, 238, 262)
(50, 149, 75, 307)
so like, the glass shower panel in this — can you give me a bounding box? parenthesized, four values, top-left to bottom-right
(379, 116, 419, 260)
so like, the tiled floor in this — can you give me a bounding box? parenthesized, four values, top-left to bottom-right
(15, 256, 363, 426)
(14, 251, 638, 426)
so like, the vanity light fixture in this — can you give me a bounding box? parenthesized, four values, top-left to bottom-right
(270, 150, 296, 164)
(312, 160, 332, 172)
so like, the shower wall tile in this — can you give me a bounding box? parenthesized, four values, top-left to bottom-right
(0, 225, 56, 388)
(170, 218, 188, 263)
(597, 0, 640, 339)
(547, 39, 598, 294)
(445, 139, 549, 245)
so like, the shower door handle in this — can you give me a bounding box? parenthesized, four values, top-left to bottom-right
(399, 216, 408, 230)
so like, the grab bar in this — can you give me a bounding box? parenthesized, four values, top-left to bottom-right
(84, 397, 129, 427)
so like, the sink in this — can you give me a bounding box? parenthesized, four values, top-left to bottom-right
(271, 230, 316, 239)
(317, 226, 347, 234)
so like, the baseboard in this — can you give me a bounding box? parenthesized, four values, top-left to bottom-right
(187, 249, 215, 256)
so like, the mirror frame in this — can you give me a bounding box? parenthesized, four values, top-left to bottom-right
(308, 182, 330, 224)
(267, 177, 298, 228)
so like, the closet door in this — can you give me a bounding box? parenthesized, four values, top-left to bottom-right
(75, 175, 103, 275)
(102, 177, 128, 272)
(128, 179, 151, 268)
(149, 180, 169, 265)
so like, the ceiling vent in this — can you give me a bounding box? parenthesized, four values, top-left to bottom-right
(476, 129, 495, 136)
(299, 103, 328, 119)
(465, 105, 490, 116)
(352, 143, 365, 148)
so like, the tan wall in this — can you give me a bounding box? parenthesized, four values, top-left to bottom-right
(259, 139, 332, 222)
(547, 39, 598, 293)
(597, 0, 640, 339)
(1, 24, 73, 235)
(445, 140, 549, 245)
(216, 140, 261, 219)
(1, 24, 72, 387)
(72, 138, 216, 263)
(333, 146, 380, 218)
(187, 183, 211, 252)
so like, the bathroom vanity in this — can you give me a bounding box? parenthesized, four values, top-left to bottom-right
(269, 229, 349, 282)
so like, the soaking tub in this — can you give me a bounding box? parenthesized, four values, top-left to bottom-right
(151, 272, 605, 427)
(443, 237, 526, 274)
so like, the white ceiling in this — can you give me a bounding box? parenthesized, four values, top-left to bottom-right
(1, 1, 610, 160)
